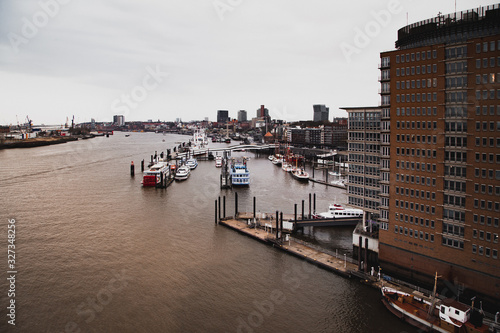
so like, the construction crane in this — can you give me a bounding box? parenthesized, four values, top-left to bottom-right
(26, 116, 32, 130)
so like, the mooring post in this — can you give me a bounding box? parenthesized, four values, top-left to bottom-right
(223, 196, 226, 218)
(280, 212, 283, 241)
(159, 170, 163, 188)
(218, 196, 221, 221)
(235, 192, 238, 218)
(301, 200, 305, 220)
(215, 200, 218, 225)
(130, 161, 135, 176)
(253, 196, 256, 221)
(364, 238, 369, 273)
(308, 193, 311, 219)
(294, 203, 297, 222)
(275, 210, 279, 239)
(141, 159, 144, 172)
(358, 236, 362, 271)
(313, 193, 316, 214)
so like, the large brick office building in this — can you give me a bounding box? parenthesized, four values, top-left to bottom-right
(376, 5, 500, 302)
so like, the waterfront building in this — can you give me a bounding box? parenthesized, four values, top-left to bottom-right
(378, 4, 500, 301)
(313, 104, 329, 122)
(343, 107, 382, 218)
(217, 110, 229, 124)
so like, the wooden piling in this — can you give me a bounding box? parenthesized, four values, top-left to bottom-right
(308, 193, 311, 219)
(223, 196, 226, 218)
(141, 159, 144, 172)
(215, 200, 218, 224)
(218, 196, 221, 221)
(130, 161, 135, 176)
(253, 196, 256, 220)
(313, 193, 316, 214)
(294, 203, 297, 222)
(301, 200, 305, 220)
(275, 211, 279, 239)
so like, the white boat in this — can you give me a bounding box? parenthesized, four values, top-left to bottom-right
(185, 158, 198, 170)
(291, 168, 309, 181)
(189, 129, 209, 156)
(174, 165, 190, 180)
(215, 155, 222, 168)
(330, 179, 346, 188)
(230, 159, 250, 186)
(282, 162, 293, 172)
(142, 162, 170, 187)
(318, 204, 362, 219)
(271, 156, 282, 166)
(268, 155, 274, 161)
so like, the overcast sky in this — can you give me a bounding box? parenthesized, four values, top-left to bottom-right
(0, 0, 492, 125)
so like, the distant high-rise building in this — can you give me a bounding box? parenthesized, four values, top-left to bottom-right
(313, 105, 329, 122)
(217, 110, 229, 123)
(238, 110, 247, 122)
(256, 105, 269, 118)
(113, 115, 125, 126)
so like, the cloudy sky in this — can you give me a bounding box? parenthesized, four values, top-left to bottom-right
(0, 0, 491, 125)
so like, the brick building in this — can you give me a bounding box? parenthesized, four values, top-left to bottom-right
(378, 5, 500, 302)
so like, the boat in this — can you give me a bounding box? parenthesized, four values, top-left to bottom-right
(230, 159, 250, 186)
(291, 168, 309, 181)
(271, 154, 283, 166)
(381, 273, 489, 333)
(190, 129, 209, 156)
(224, 137, 231, 144)
(142, 162, 170, 187)
(174, 165, 190, 180)
(125, 134, 130, 137)
(317, 204, 362, 218)
(330, 179, 346, 188)
(185, 158, 198, 170)
(268, 155, 274, 161)
(215, 155, 223, 168)
(282, 162, 293, 172)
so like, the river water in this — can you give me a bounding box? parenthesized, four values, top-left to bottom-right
(0, 133, 415, 332)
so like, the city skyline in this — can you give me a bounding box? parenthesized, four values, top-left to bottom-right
(1, 0, 491, 125)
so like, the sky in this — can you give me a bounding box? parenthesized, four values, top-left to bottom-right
(0, 0, 493, 125)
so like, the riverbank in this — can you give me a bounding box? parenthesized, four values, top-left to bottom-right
(0, 136, 79, 149)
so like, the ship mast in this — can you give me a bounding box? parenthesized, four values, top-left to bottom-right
(428, 271, 441, 316)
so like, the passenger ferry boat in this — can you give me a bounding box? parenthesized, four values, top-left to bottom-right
(185, 158, 198, 170)
(190, 129, 209, 156)
(215, 155, 223, 168)
(230, 159, 250, 186)
(317, 204, 363, 219)
(142, 162, 170, 187)
(381, 274, 489, 333)
(174, 165, 190, 181)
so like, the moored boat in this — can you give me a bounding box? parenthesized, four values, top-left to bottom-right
(291, 168, 309, 181)
(317, 204, 362, 218)
(381, 285, 489, 333)
(174, 165, 190, 181)
(230, 158, 250, 186)
(185, 158, 198, 170)
(215, 155, 223, 168)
